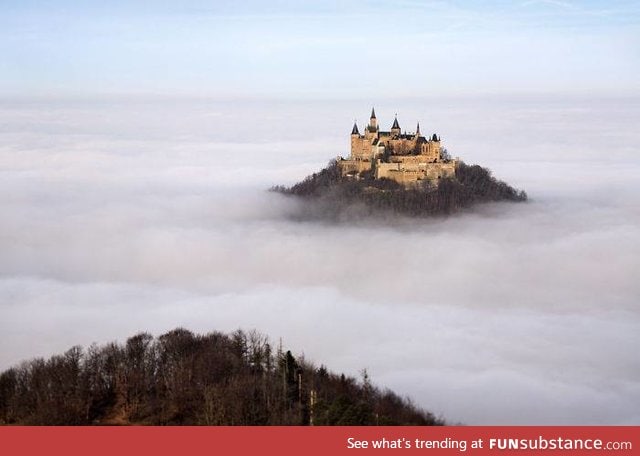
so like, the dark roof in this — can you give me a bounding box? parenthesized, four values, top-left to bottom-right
(370, 107, 376, 119)
(392, 117, 400, 129)
(351, 123, 359, 135)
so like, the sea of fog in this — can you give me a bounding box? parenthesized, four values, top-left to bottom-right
(0, 95, 638, 425)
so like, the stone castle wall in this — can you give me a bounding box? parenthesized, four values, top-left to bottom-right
(350, 136, 375, 160)
(375, 161, 456, 184)
(339, 158, 372, 175)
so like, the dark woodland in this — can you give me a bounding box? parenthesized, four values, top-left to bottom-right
(0, 328, 442, 426)
(272, 160, 527, 220)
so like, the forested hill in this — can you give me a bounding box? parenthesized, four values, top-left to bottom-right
(0, 328, 442, 426)
(273, 160, 527, 219)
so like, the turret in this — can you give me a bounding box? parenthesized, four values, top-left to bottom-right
(368, 107, 377, 131)
(391, 115, 401, 137)
(431, 133, 441, 160)
(350, 121, 362, 158)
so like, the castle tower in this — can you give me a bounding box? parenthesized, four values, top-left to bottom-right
(431, 133, 441, 160)
(369, 107, 377, 130)
(350, 121, 360, 157)
(391, 115, 401, 137)
(365, 108, 378, 141)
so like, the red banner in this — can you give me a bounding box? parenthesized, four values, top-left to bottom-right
(1, 426, 637, 455)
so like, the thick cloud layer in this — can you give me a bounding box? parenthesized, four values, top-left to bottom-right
(0, 96, 638, 424)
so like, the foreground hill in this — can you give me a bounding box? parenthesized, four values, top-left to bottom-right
(0, 328, 442, 426)
(273, 160, 527, 220)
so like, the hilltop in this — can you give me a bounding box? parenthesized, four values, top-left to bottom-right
(273, 109, 526, 220)
(274, 159, 527, 220)
(0, 328, 442, 426)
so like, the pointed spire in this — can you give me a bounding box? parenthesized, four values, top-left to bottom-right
(416, 122, 421, 136)
(368, 108, 378, 131)
(392, 115, 400, 130)
(351, 122, 360, 135)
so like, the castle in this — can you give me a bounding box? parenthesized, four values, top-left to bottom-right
(338, 108, 457, 186)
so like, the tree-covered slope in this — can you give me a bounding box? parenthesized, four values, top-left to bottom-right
(273, 160, 527, 219)
(0, 328, 442, 426)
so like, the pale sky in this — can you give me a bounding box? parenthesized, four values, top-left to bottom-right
(1, 1, 639, 96)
